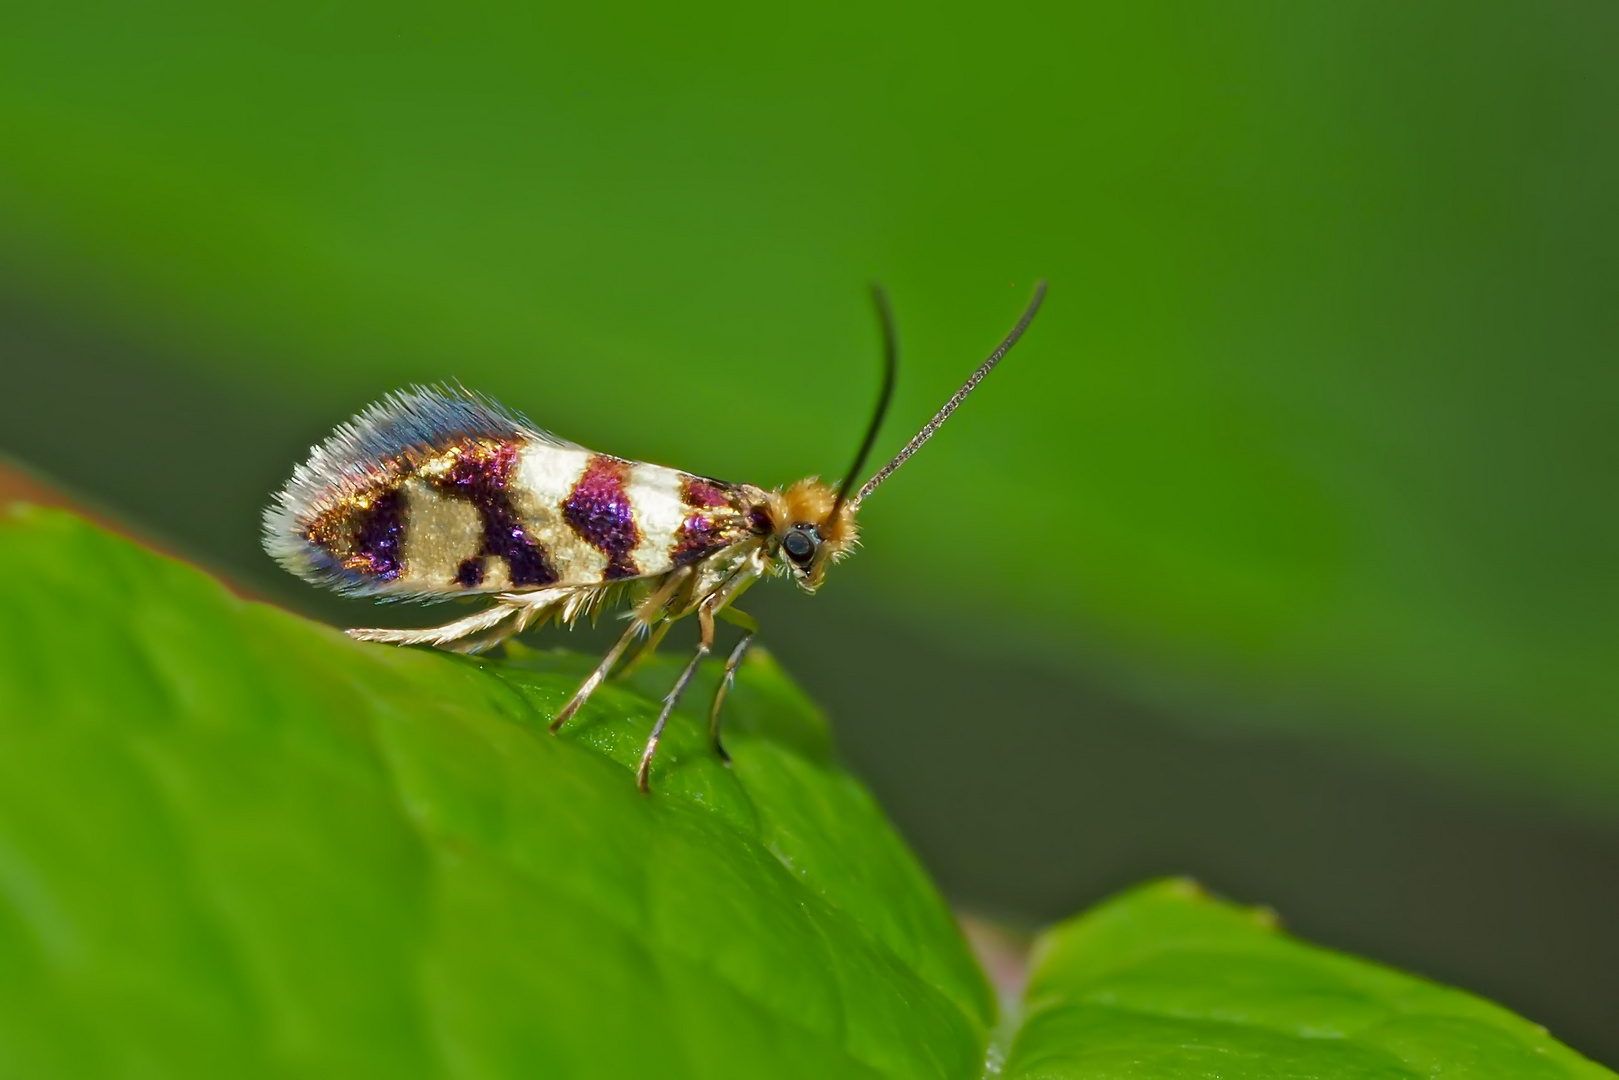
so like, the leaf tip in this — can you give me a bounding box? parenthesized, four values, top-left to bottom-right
(1247, 904, 1283, 931)
(1165, 876, 1206, 900)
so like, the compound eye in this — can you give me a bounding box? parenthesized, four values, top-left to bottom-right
(782, 528, 817, 565)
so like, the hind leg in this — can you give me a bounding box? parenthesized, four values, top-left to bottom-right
(347, 589, 560, 652)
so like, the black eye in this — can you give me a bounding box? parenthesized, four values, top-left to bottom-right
(782, 529, 816, 564)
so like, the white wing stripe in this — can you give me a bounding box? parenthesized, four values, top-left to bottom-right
(511, 444, 609, 583)
(626, 463, 686, 576)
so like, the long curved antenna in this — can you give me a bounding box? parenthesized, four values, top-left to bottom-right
(826, 283, 900, 522)
(852, 280, 1047, 508)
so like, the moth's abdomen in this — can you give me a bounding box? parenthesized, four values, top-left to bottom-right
(264, 385, 759, 598)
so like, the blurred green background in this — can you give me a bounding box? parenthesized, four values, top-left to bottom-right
(2, 0, 1615, 1062)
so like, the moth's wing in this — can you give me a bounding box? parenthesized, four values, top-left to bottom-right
(263, 384, 581, 598)
(263, 385, 760, 604)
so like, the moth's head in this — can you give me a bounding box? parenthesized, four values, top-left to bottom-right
(759, 478, 859, 593)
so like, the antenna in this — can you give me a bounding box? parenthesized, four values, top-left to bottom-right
(851, 280, 1047, 508)
(826, 283, 900, 523)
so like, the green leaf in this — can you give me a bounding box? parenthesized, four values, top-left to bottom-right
(0, 505, 992, 1078)
(1002, 879, 1611, 1079)
(0, 506, 1607, 1077)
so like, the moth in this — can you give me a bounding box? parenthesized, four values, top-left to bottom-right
(265, 282, 1046, 789)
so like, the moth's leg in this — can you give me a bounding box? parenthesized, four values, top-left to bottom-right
(549, 617, 645, 733)
(442, 590, 561, 654)
(708, 606, 759, 764)
(349, 589, 561, 653)
(635, 603, 716, 792)
(550, 569, 690, 734)
(617, 617, 673, 678)
(347, 602, 521, 650)
(707, 633, 753, 765)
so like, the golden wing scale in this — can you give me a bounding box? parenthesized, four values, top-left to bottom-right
(264, 283, 1046, 789)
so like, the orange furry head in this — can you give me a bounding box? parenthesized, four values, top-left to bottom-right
(759, 477, 860, 592)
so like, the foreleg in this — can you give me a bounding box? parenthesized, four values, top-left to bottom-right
(635, 603, 716, 792)
(707, 633, 753, 764)
(707, 606, 759, 764)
